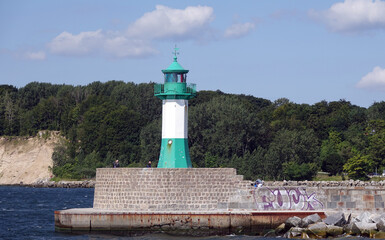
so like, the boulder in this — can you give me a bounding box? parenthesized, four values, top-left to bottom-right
(355, 211, 374, 223)
(301, 232, 311, 239)
(300, 213, 321, 228)
(275, 223, 286, 235)
(352, 222, 377, 236)
(323, 212, 346, 227)
(263, 230, 276, 237)
(285, 216, 302, 230)
(346, 213, 351, 224)
(283, 227, 304, 238)
(373, 214, 385, 223)
(376, 218, 385, 232)
(373, 231, 385, 239)
(308, 222, 327, 238)
(326, 225, 344, 236)
(344, 222, 354, 235)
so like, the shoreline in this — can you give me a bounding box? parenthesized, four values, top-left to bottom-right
(0, 180, 95, 188)
(2, 179, 385, 188)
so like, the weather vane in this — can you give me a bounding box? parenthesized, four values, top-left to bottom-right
(173, 44, 179, 60)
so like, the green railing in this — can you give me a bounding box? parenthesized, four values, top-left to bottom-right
(154, 83, 196, 95)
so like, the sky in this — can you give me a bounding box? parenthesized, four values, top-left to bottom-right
(1, 0, 385, 108)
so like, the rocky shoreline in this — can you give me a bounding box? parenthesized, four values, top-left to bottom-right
(3, 179, 385, 188)
(1, 179, 95, 188)
(264, 179, 385, 187)
(269, 211, 385, 239)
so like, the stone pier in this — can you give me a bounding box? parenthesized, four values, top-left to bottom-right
(54, 168, 385, 235)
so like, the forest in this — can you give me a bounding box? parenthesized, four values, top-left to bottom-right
(1, 81, 384, 181)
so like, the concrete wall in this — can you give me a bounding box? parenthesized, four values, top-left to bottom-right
(93, 168, 385, 212)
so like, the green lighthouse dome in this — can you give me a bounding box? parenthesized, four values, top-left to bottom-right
(162, 55, 189, 74)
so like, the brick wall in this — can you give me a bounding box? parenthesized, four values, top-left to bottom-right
(93, 168, 253, 211)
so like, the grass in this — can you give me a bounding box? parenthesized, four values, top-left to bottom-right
(313, 172, 344, 181)
(313, 172, 385, 181)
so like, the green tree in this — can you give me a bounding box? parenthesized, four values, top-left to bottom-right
(320, 131, 344, 175)
(366, 120, 385, 170)
(264, 129, 320, 180)
(343, 154, 373, 180)
(139, 118, 161, 167)
(283, 161, 318, 181)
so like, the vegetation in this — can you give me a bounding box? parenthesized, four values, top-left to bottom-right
(1, 82, 385, 181)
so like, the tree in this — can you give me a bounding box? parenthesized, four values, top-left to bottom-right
(3, 91, 19, 135)
(139, 118, 162, 167)
(189, 95, 265, 167)
(343, 154, 373, 180)
(264, 129, 320, 180)
(283, 161, 318, 181)
(320, 131, 344, 175)
(366, 120, 385, 169)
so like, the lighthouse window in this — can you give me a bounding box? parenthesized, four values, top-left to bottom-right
(164, 73, 186, 83)
(165, 73, 176, 82)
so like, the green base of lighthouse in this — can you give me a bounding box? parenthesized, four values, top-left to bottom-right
(157, 138, 192, 168)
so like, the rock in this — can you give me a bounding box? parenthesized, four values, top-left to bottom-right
(373, 231, 385, 239)
(301, 232, 311, 239)
(285, 216, 302, 230)
(352, 222, 377, 236)
(346, 213, 351, 224)
(263, 230, 276, 237)
(323, 212, 346, 227)
(326, 225, 344, 236)
(355, 211, 374, 223)
(300, 213, 321, 228)
(308, 222, 327, 238)
(344, 222, 354, 235)
(373, 213, 385, 223)
(376, 218, 385, 232)
(283, 227, 304, 238)
(275, 223, 286, 235)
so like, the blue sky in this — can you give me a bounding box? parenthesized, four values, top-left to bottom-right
(1, 0, 385, 108)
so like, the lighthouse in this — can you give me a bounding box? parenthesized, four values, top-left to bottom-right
(154, 47, 196, 168)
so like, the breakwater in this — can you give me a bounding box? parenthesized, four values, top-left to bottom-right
(55, 168, 385, 236)
(92, 168, 385, 212)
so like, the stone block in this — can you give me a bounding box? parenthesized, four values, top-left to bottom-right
(341, 195, 351, 202)
(375, 202, 384, 208)
(217, 202, 228, 209)
(346, 202, 356, 208)
(375, 195, 383, 202)
(327, 202, 337, 208)
(331, 195, 340, 201)
(323, 212, 346, 226)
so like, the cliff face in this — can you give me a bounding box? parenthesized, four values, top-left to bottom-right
(0, 131, 61, 185)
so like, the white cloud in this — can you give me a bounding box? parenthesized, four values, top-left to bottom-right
(23, 51, 46, 60)
(224, 22, 256, 38)
(48, 30, 158, 58)
(47, 5, 214, 58)
(357, 66, 385, 90)
(48, 30, 104, 56)
(127, 5, 214, 40)
(104, 37, 158, 58)
(309, 0, 385, 32)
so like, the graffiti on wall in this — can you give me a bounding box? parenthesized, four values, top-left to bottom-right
(253, 187, 324, 210)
